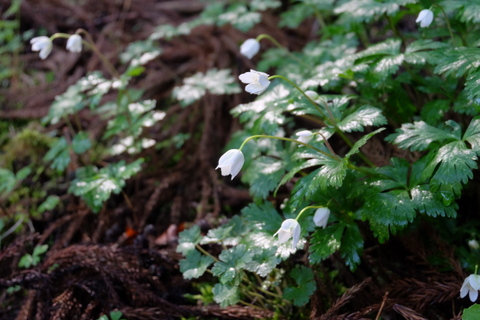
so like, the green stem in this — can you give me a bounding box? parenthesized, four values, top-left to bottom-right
(239, 134, 337, 160)
(433, 4, 456, 45)
(256, 34, 308, 67)
(195, 244, 219, 262)
(295, 205, 326, 221)
(268, 75, 329, 122)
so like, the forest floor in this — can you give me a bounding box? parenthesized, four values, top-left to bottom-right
(0, 1, 475, 319)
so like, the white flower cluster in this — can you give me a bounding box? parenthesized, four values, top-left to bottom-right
(30, 34, 82, 59)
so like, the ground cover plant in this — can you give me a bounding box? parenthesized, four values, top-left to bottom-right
(1, 0, 480, 319)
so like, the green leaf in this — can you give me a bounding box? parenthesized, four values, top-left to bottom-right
(404, 40, 448, 65)
(242, 156, 285, 199)
(309, 223, 344, 264)
(177, 225, 202, 256)
(179, 250, 214, 280)
(337, 105, 387, 132)
(109, 311, 124, 320)
(434, 47, 480, 78)
(244, 247, 279, 277)
(339, 223, 363, 270)
(43, 137, 70, 172)
(462, 303, 480, 320)
(68, 159, 143, 213)
(0, 168, 16, 193)
(464, 116, 480, 154)
(212, 283, 240, 307)
(33, 244, 48, 256)
(442, 0, 480, 23)
(217, 5, 261, 31)
(72, 131, 91, 154)
(359, 190, 416, 243)
(173, 68, 240, 107)
(420, 99, 450, 125)
(211, 244, 253, 285)
(249, 0, 282, 11)
(38, 195, 60, 214)
(283, 265, 316, 306)
(241, 202, 284, 234)
(411, 185, 457, 218)
(428, 141, 477, 197)
(385, 121, 458, 151)
(335, 0, 415, 22)
(346, 128, 386, 159)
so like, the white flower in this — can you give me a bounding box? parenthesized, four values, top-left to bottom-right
(216, 149, 245, 180)
(30, 36, 53, 59)
(469, 240, 479, 250)
(305, 90, 319, 100)
(460, 274, 480, 302)
(416, 9, 434, 28)
(238, 69, 270, 95)
(66, 34, 82, 53)
(313, 208, 330, 228)
(240, 38, 260, 59)
(296, 130, 314, 144)
(274, 219, 301, 250)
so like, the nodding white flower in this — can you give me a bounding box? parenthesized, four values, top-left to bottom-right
(66, 34, 82, 53)
(313, 208, 330, 228)
(296, 130, 314, 144)
(416, 9, 434, 28)
(274, 219, 301, 250)
(216, 149, 245, 180)
(30, 36, 53, 59)
(469, 240, 480, 250)
(240, 38, 260, 59)
(305, 90, 319, 100)
(238, 69, 270, 95)
(460, 274, 480, 302)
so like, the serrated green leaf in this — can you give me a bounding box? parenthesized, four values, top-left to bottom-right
(339, 223, 363, 270)
(212, 244, 253, 285)
(217, 5, 261, 31)
(33, 244, 48, 256)
(68, 159, 143, 213)
(385, 121, 458, 151)
(179, 250, 214, 280)
(212, 283, 240, 307)
(283, 265, 316, 306)
(411, 185, 457, 218)
(464, 116, 480, 154)
(241, 202, 284, 234)
(242, 156, 285, 199)
(43, 137, 70, 172)
(404, 40, 448, 65)
(434, 47, 480, 78)
(346, 128, 386, 159)
(337, 105, 387, 132)
(309, 223, 344, 264)
(335, 0, 415, 22)
(0, 169, 16, 194)
(428, 141, 477, 197)
(359, 190, 416, 243)
(244, 247, 279, 277)
(72, 131, 91, 154)
(355, 38, 402, 59)
(250, 0, 282, 11)
(420, 99, 450, 125)
(173, 68, 240, 107)
(200, 225, 234, 244)
(177, 225, 202, 256)
(442, 0, 480, 23)
(315, 157, 347, 189)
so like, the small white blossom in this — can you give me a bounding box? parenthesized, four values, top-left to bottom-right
(216, 149, 245, 180)
(238, 69, 270, 95)
(296, 130, 314, 144)
(30, 36, 53, 59)
(240, 38, 260, 59)
(313, 208, 330, 228)
(305, 90, 319, 100)
(274, 219, 301, 250)
(66, 34, 82, 53)
(460, 274, 480, 302)
(469, 240, 479, 250)
(416, 9, 434, 28)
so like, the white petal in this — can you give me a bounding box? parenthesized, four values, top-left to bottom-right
(229, 151, 245, 180)
(313, 208, 330, 228)
(469, 275, 480, 290)
(240, 39, 260, 59)
(277, 230, 291, 243)
(460, 285, 469, 298)
(239, 72, 255, 84)
(66, 34, 82, 53)
(291, 222, 301, 249)
(469, 288, 479, 302)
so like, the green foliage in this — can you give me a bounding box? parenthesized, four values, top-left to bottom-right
(173, 69, 241, 107)
(97, 311, 125, 320)
(180, 250, 214, 280)
(462, 304, 480, 320)
(18, 244, 48, 268)
(283, 265, 316, 306)
(68, 159, 143, 213)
